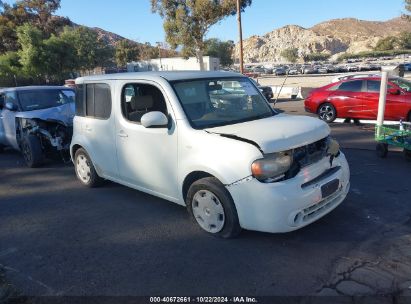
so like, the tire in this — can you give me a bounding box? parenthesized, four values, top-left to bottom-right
(318, 103, 337, 123)
(407, 112, 411, 123)
(376, 143, 388, 158)
(74, 148, 103, 187)
(0, 145, 4, 153)
(186, 177, 241, 239)
(21, 135, 44, 168)
(291, 94, 297, 100)
(404, 149, 411, 162)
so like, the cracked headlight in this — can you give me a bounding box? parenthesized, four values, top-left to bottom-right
(251, 151, 293, 183)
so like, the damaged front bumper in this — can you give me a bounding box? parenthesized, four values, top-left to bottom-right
(226, 152, 350, 233)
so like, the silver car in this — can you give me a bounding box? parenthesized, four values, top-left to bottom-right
(0, 86, 75, 167)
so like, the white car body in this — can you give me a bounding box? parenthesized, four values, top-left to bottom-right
(71, 71, 350, 234)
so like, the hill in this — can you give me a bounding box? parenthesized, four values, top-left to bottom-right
(234, 17, 411, 63)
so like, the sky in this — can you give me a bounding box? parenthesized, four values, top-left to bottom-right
(4, 0, 407, 45)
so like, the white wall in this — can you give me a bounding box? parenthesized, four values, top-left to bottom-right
(127, 56, 220, 72)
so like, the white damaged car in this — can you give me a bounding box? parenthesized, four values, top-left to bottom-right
(71, 72, 350, 238)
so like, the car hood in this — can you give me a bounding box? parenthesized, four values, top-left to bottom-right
(205, 114, 330, 154)
(15, 103, 75, 126)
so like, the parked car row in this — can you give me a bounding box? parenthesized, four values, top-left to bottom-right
(241, 62, 385, 77)
(0, 71, 350, 238)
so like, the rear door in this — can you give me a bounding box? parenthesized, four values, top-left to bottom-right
(328, 80, 365, 118)
(362, 80, 403, 120)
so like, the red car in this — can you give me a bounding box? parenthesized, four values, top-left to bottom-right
(304, 76, 411, 123)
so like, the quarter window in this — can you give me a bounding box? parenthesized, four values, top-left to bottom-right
(121, 83, 168, 124)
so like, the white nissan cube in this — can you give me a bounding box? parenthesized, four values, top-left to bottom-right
(71, 71, 350, 238)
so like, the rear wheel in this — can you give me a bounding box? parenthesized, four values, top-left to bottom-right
(376, 143, 388, 158)
(186, 177, 241, 238)
(74, 148, 103, 187)
(0, 145, 4, 153)
(318, 103, 337, 123)
(21, 135, 43, 168)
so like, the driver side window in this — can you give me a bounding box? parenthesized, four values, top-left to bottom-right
(121, 83, 168, 124)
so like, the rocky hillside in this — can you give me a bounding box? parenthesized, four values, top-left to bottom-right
(235, 17, 411, 63)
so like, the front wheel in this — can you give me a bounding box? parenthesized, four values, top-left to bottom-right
(318, 103, 337, 123)
(21, 135, 44, 168)
(74, 148, 103, 187)
(186, 177, 241, 238)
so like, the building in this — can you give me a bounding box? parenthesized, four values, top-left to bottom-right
(127, 56, 220, 72)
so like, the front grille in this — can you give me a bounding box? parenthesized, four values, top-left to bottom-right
(293, 137, 328, 168)
(283, 137, 329, 180)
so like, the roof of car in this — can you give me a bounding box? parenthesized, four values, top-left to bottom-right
(0, 86, 73, 93)
(75, 71, 243, 83)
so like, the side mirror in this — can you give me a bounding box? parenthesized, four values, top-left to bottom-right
(5, 102, 17, 111)
(141, 111, 168, 128)
(388, 88, 401, 95)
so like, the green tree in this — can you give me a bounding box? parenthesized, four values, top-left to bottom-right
(303, 53, 331, 62)
(204, 38, 234, 66)
(115, 39, 140, 67)
(374, 36, 398, 51)
(0, 51, 22, 79)
(151, 0, 252, 70)
(404, 0, 411, 20)
(0, 0, 70, 53)
(16, 23, 46, 77)
(280, 48, 298, 63)
(42, 33, 77, 80)
(398, 31, 411, 49)
(60, 26, 113, 72)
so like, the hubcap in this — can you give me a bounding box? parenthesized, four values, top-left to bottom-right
(192, 190, 225, 233)
(76, 154, 91, 183)
(319, 105, 334, 121)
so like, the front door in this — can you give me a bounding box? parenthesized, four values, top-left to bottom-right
(1, 91, 19, 149)
(361, 80, 404, 120)
(115, 81, 179, 201)
(328, 80, 365, 118)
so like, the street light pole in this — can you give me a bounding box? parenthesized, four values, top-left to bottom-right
(156, 42, 163, 71)
(237, 0, 244, 74)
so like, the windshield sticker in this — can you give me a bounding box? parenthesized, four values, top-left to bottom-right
(240, 80, 258, 96)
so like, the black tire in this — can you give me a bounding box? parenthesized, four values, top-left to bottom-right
(407, 112, 411, 123)
(0, 144, 4, 153)
(21, 135, 43, 168)
(318, 103, 337, 123)
(376, 143, 388, 158)
(74, 148, 103, 188)
(291, 94, 297, 100)
(404, 149, 411, 162)
(186, 177, 241, 239)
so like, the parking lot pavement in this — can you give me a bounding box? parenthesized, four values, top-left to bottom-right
(1, 103, 411, 297)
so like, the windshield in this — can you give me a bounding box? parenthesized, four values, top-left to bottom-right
(18, 89, 75, 111)
(172, 78, 274, 129)
(391, 77, 411, 92)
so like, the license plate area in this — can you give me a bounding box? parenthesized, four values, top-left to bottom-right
(321, 179, 339, 199)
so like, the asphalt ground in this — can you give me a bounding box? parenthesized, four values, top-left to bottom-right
(0, 100, 411, 301)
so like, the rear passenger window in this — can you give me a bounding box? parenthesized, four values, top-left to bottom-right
(337, 80, 363, 92)
(82, 83, 112, 119)
(121, 83, 168, 124)
(94, 84, 112, 119)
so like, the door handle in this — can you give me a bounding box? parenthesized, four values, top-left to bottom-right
(118, 131, 128, 138)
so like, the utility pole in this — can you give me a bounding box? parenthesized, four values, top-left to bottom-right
(156, 42, 163, 71)
(237, 0, 244, 74)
